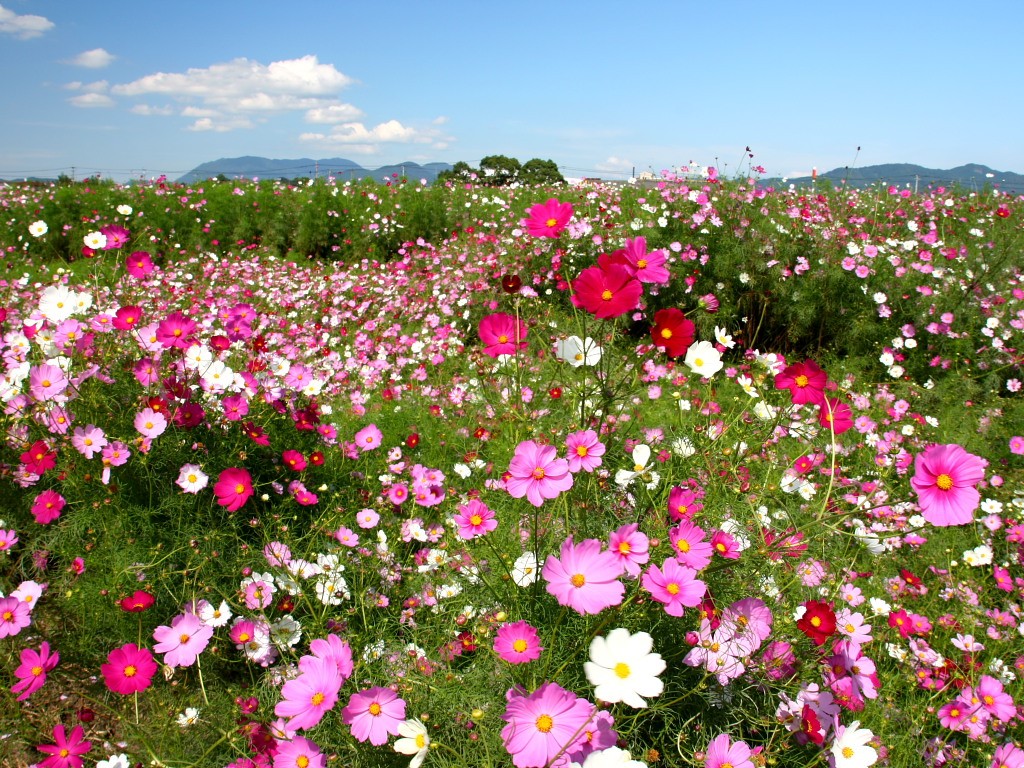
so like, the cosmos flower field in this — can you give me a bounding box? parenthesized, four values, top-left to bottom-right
(0, 169, 1022, 768)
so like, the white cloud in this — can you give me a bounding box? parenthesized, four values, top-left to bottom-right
(432, 115, 449, 126)
(305, 103, 364, 123)
(299, 119, 451, 154)
(130, 104, 173, 116)
(69, 93, 115, 108)
(0, 3, 54, 39)
(188, 116, 253, 132)
(68, 48, 116, 68)
(596, 156, 634, 173)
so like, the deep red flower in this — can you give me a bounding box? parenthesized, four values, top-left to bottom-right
(650, 308, 696, 358)
(119, 590, 155, 612)
(775, 360, 828, 406)
(818, 396, 853, 435)
(21, 441, 57, 475)
(797, 600, 836, 646)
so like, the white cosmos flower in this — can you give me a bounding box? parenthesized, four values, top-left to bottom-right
(736, 374, 759, 398)
(175, 464, 209, 494)
(394, 718, 430, 768)
(198, 599, 232, 627)
(555, 335, 602, 367)
(29, 220, 48, 237)
(615, 444, 652, 487)
(176, 707, 201, 727)
(584, 627, 665, 708)
(84, 231, 107, 250)
(116, 204, 133, 216)
(830, 720, 878, 768)
(573, 747, 649, 768)
(184, 343, 213, 371)
(714, 326, 735, 348)
(684, 340, 724, 378)
(38, 285, 77, 323)
(511, 551, 538, 586)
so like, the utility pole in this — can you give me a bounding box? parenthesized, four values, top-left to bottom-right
(914, 175, 919, 195)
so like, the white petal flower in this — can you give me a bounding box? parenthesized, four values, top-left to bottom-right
(394, 718, 430, 768)
(584, 627, 665, 708)
(684, 340, 723, 378)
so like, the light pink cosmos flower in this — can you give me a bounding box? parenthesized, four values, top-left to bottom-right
(134, 407, 167, 439)
(28, 363, 68, 402)
(607, 523, 649, 578)
(354, 424, 383, 451)
(501, 682, 594, 768)
(705, 733, 755, 768)
(0, 597, 33, 638)
(493, 621, 543, 664)
(910, 443, 986, 526)
(71, 424, 107, 460)
(275, 655, 344, 731)
(175, 464, 209, 494)
(506, 440, 573, 507)
(542, 537, 625, 615)
(641, 558, 706, 617)
(342, 686, 407, 746)
(153, 612, 213, 668)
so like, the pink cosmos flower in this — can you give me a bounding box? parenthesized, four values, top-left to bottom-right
(354, 424, 383, 451)
(0, 529, 18, 554)
(506, 440, 574, 507)
(275, 655, 344, 731)
(991, 743, 1024, 768)
(387, 483, 409, 505)
(494, 621, 543, 664)
(37, 724, 91, 768)
(102, 643, 157, 695)
(0, 596, 31, 638)
(910, 443, 986, 526)
(101, 224, 130, 249)
(341, 686, 407, 746)
(134, 407, 167, 439)
(215, 467, 254, 512)
(524, 198, 573, 238)
(667, 485, 703, 521)
(705, 733, 755, 768)
(608, 523, 650, 577)
(29, 363, 69, 402)
(153, 612, 213, 668)
(972, 675, 1016, 722)
(1010, 436, 1024, 455)
(125, 251, 154, 278)
(11, 641, 59, 701)
(641, 558, 706, 617)
(669, 520, 714, 570)
(542, 537, 625, 615)
(112, 305, 143, 331)
(274, 736, 326, 768)
(310, 634, 354, 680)
(818, 397, 853, 435)
(501, 682, 594, 768)
(606, 236, 670, 284)
(282, 449, 307, 472)
(454, 499, 498, 539)
(571, 263, 643, 319)
(31, 489, 66, 524)
(565, 430, 605, 473)
(478, 312, 528, 358)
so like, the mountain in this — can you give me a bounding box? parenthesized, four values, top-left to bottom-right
(763, 163, 1024, 192)
(176, 156, 453, 185)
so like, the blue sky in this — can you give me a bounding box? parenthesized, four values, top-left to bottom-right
(1, 0, 1020, 182)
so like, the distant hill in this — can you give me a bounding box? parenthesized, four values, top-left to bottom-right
(764, 162, 1024, 192)
(176, 156, 453, 185)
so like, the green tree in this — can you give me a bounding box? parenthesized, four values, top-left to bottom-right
(436, 161, 476, 185)
(478, 155, 522, 186)
(520, 158, 564, 185)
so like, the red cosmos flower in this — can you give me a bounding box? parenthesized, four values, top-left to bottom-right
(119, 590, 155, 612)
(242, 421, 270, 446)
(501, 274, 523, 294)
(650, 308, 696, 358)
(478, 312, 527, 358)
(524, 198, 573, 238)
(775, 360, 828, 406)
(21, 441, 57, 475)
(797, 600, 837, 646)
(215, 467, 254, 512)
(571, 263, 642, 319)
(282, 449, 307, 472)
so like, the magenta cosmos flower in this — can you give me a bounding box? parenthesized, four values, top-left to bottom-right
(506, 440, 574, 507)
(543, 537, 625, 615)
(501, 682, 594, 768)
(478, 312, 528, 358)
(341, 686, 406, 746)
(31, 489, 66, 524)
(37, 724, 91, 768)
(524, 198, 573, 238)
(565, 429, 605, 473)
(571, 263, 643, 320)
(494, 621, 543, 664)
(910, 443, 986, 526)
(215, 467, 254, 512)
(454, 499, 498, 539)
(153, 612, 213, 668)
(0, 596, 31, 638)
(102, 642, 157, 695)
(774, 359, 828, 406)
(274, 736, 326, 768)
(607, 236, 670, 285)
(11, 641, 59, 701)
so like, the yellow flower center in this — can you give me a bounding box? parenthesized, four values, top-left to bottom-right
(660, 328, 672, 339)
(536, 714, 554, 733)
(637, 259, 648, 269)
(235, 483, 245, 494)
(512, 639, 528, 653)
(124, 664, 137, 677)
(31, 665, 43, 677)
(576, 445, 589, 457)
(601, 289, 613, 301)
(666, 583, 680, 595)
(369, 702, 382, 716)
(618, 542, 631, 554)
(795, 374, 809, 387)
(497, 334, 509, 343)
(677, 539, 690, 553)
(842, 747, 855, 759)
(470, 514, 483, 526)
(180, 633, 191, 643)
(545, 218, 557, 228)
(936, 473, 954, 490)
(416, 734, 426, 748)
(570, 573, 586, 588)
(296, 757, 309, 768)
(810, 617, 821, 628)
(614, 662, 631, 679)
(532, 467, 546, 480)
(311, 692, 325, 706)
